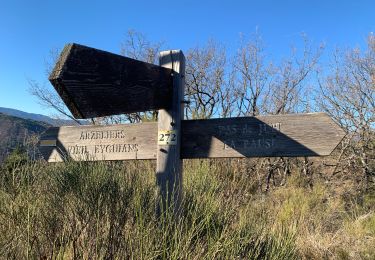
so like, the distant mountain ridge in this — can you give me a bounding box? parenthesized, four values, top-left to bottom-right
(0, 112, 51, 162)
(0, 107, 81, 126)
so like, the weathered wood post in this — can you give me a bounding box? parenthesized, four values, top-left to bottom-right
(42, 43, 346, 217)
(156, 50, 185, 215)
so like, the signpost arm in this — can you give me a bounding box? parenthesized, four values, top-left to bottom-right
(156, 50, 186, 215)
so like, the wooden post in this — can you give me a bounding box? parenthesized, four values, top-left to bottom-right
(156, 50, 185, 215)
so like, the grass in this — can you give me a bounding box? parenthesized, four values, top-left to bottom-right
(0, 156, 374, 259)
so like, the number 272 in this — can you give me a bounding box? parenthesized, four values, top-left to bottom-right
(159, 133, 177, 142)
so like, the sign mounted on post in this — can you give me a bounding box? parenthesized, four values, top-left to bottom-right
(39, 123, 157, 162)
(49, 43, 173, 118)
(41, 43, 346, 214)
(181, 112, 345, 158)
(39, 113, 345, 162)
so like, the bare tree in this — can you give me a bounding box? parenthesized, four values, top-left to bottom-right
(233, 32, 274, 116)
(231, 33, 323, 189)
(261, 35, 323, 190)
(28, 48, 86, 125)
(28, 80, 83, 125)
(231, 33, 323, 118)
(121, 29, 162, 64)
(110, 30, 164, 124)
(265, 35, 324, 115)
(318, 34, 375, 186)
(184, 40, 230, 119)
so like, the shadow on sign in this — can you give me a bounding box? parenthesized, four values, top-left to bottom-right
(181, 115, 334, 158)
(39, 114, 345, 161)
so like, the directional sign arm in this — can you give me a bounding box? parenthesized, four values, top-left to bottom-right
(49, 43, 173, 119)
(181, 113, 346, 158)
(39, 113, 345, 162)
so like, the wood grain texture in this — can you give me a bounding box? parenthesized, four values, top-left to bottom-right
(39, 123, 157, 162)
(156, 50, 185, 212)
(39, 113, 346, 162)
(181, 113, 346, 158)
(49, 43, 173, 119)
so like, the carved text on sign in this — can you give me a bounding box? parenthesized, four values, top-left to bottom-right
(79, 130, 126, 140)
(67, 143, 139, 156)
(218, 122, 281, 150)
(38, 123, 157, 161)
(223, 138, 275, 150)
(94, 143, 138, 153)
(218, 122, 281, 136)
(39, 113, 347, 161)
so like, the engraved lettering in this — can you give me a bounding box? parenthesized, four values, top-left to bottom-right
(129, 144, 138, 152)
(114, 144, 121, 153)
(78, 130, 127, 140)
(258, 124, 266, 135)
(218, 126, 226, 134)
(264, 138, 272, 149)
(79, 132, 86, 140)
(106, 145, 113, 153)
(118, 130, 125, 138)
(271, 123, 281, 131)
(231, 125, 238, 134)
(68, 145, 88, 155)
(93, 143, 138, 153)
(222, 137, 275, 151)
(258, 123, 281, 135)
(242, 124, 254, 134)
(224, 143, 231, 150)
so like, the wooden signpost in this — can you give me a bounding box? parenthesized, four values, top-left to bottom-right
(156, 50, 185, 211)
(41, 43, 346, 212)
(39, 113, 344, 162)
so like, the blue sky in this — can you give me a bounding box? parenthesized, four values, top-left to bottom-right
(0, 0, 374, 116)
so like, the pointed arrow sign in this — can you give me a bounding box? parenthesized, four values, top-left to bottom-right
(39, 113, 345, 162)
(49, 43, 173, 119)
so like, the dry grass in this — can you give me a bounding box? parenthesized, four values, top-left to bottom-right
(0, 155, 374, 259)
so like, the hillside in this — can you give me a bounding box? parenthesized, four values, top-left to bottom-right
(0, 107, 81, 126)
(0, 113, 50, 162)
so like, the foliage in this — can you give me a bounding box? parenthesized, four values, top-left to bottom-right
(27, 30, 374, 193)
(2, 146, 29, 172)
(318, 34, 375, 186)
(0, 159, 374, 259)
(20, 30, 375, 258)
